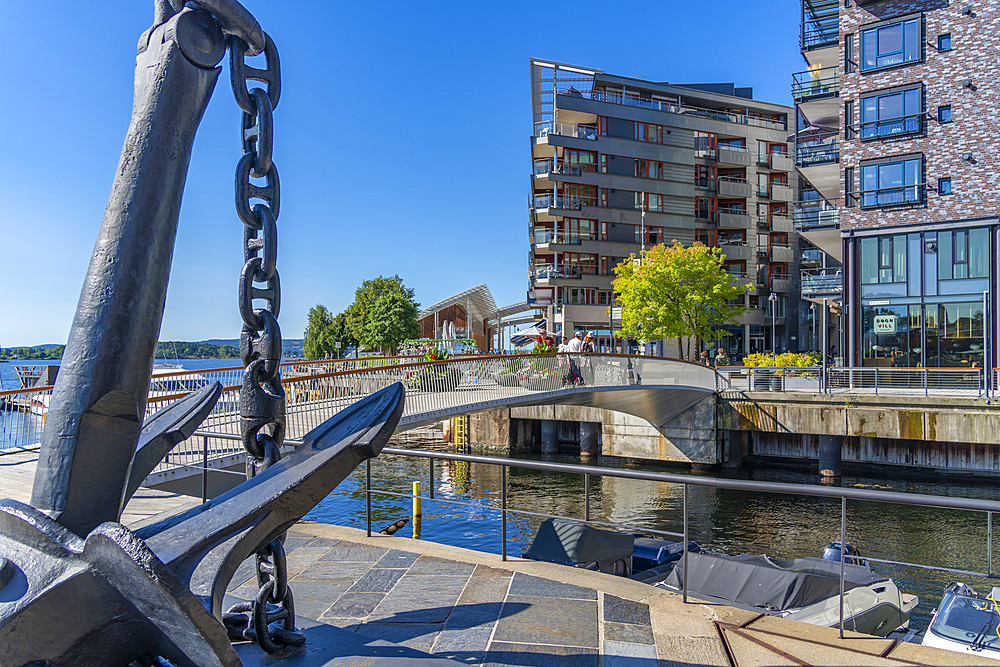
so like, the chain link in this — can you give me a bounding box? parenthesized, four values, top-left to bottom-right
(221, 31, 303, 653)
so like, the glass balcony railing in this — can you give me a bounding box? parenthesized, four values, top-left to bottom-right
(588, 90, 787, 131)
(796, 139, 839, 167)
(792, 67, 840, 101)
(533, 122, 597, 141)
(801, 268, 844, 295)
(532, 159, 598, 176)
(531, 194, 596, 210)
(531, 230, 589, 245)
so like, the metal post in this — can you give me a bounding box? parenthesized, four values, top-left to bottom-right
(429, 458, 434, 499)
(984, 290, 990, 399)
(682, 483, 689, 604)
(990, 511, 994, 577)
(201, 435, 208, 504)
(769, 293, 778, 362)
(839, 496, 846, 639)
(366, 458, 372, 537)
(584, 473, 590, 522)
(501, 465, 507, 561)
(821, 298, 829, 393)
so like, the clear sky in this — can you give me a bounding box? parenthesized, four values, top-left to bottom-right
(1, 0, 802, 347)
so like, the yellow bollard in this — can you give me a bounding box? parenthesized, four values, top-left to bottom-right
(412, 481, 421, 539)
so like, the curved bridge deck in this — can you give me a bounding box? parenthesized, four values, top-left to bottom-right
(145, 354, 715, 489)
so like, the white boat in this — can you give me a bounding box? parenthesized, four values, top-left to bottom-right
(921, 583, 1000, 660)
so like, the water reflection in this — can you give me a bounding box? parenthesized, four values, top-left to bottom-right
(305, 443, 1000, 631)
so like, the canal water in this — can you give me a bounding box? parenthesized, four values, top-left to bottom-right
(306, 440, 1000, 633)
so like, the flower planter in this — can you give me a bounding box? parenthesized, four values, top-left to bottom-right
(419, 368, 461, 392)
(520, 376, 562, 392)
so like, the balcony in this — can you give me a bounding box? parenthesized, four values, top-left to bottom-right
(770, 215, 794, 233)
(718, 209, 753, 229)
(589, 90, 786, 131)
(854, 185, 926, 209)
(717, 144, 753, 167)
(801, 268, 843, 296)
(532, 159, 598, 177)
(800, 0, 839, 51)
(795, 138, 839, 167)
(532, 265, 590, 282)
(771, 245, 794, 263)
(769, 153, 794, 172)
(769, 183, 794, 202)
(792, 67, 839, 102)
(857, 114, 925, 142)
(719, 243, 753, 261)
(531, 229, 588, 246)
(533, 121, 597, 141)
(794, 203, 839, 230)
(531, 194, 595, 212)
(771, 277, 793, 293)
(738, 308, 765, 326)
(718, 177, 753, 198)
(723, 270, 754, 287)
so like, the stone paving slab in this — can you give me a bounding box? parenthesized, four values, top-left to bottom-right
(248, 522, 981, 667)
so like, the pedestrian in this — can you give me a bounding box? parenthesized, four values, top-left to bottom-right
(567, 331, 584, 353)
(699, 350, 711, 366)
(558, 336, 570, 352)
(714, 347, 730, 367)
(582, 332, 596, 353)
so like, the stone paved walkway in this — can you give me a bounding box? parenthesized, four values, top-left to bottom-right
(228, 523, 993, 667)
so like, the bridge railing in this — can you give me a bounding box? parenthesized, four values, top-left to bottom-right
(151, 354, 716, 474)
(718, 366, 987, 397)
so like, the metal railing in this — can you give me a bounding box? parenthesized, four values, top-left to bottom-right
(718, 366, 988, 397)
(533, 264, 590, 279)
(533, 121, 597, 141)
(531, 230, 589, 245)
(791, 67, 840, 101)
(801, 268, 843, 296)
(532, 159, 598, 176)
(181, 429, 1000, 640)
(589, 90, 786, 130)
(531, 194, 596, 210)
(854, 114, 925, 141)
(851, 185, 926, 209)
(147, 354, 716, 474)
(796, 140, 840, 167)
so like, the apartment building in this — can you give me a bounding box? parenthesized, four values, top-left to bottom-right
(796, 1, 1000, 369)
(527, 59, 802, 358)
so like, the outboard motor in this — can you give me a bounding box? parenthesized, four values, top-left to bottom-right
(822, 542, 865, 565)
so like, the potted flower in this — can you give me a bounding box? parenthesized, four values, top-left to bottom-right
(417, 347, 462, 392)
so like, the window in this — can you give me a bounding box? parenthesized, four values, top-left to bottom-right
(636, 122, 665, 143)
(939, 228, 989, 279)
(938, 105, 952, 123)
(694, 131, 717, 157)
(694, 165, 717, 190)
(938, 177, 952, 195)
(845, 100, 855, 139)
(636, 192, 666, 213)
(845, 167, 855, 206)
(636, 159, 664, 179)
(695, 229, 718, 246)
(637, 225, 665, 245)
(860, 234, 907, 284)
(860, 155, 923, 207)
(695, 197, 717, 222)
(861, 86, 922, 139)
(845, 33, 856, 73)
(938, 34, 951, 51)
(861, 15, 921, 71)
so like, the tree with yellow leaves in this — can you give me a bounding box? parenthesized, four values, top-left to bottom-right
(612, 241, 750, 360)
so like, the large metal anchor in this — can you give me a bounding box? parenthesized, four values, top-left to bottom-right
(0, 2, 403, 665)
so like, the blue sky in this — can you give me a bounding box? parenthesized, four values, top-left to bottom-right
(1, 1, 801, 346)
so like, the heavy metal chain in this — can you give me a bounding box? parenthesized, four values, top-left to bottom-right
(219, 32, 304, 652)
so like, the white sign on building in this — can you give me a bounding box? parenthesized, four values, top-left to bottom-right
(874, 314, 897, 334)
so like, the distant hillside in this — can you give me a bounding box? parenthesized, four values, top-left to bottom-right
(0, 345, 64, 360)
(201, 339, 304, 357)
(156, 341, 239, 359)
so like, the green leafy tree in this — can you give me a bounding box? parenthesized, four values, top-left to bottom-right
(612, 241, 750, 360)
(304, 304, 336, 359)
(329, 311, 358, 357)
(357, 292, 420, 354)
(346, 275, 420, 354)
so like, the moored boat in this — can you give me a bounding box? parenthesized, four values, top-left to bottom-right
(921, 583, 1000, 661)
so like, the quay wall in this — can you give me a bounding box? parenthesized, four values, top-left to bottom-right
(465, 390, 1000, 475)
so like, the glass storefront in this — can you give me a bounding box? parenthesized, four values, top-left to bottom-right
(862, 302, 983, 368)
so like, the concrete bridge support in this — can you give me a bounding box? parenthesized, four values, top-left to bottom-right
(579, 422, 599, 458)
(540, 420, 558, 455)
(818, 435, 842, 477)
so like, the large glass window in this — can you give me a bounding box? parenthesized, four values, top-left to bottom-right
(861, 156, 922, 207)
(861, 87, 922, 139)
(860, 234, 907, 284)
(861, 305, 919, 367)
(938, 227, 989, 279)
(929, 302, 984, 368)
(861, 17, 921, 71)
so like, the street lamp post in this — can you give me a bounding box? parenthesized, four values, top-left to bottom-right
(769, 293, 778, 364)
(810, 303, 817, 351)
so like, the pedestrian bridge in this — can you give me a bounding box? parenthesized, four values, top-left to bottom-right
(144, 354, 716, 494)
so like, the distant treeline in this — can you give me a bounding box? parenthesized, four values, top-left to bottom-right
(0, 346, 65, 360)
(156, 342, 240, 359)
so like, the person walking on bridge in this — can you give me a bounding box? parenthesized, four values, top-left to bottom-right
(567, 331, 584, 353)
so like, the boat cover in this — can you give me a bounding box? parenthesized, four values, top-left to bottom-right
(525, 518, 633, 573)
(663, 553, 889, 611)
